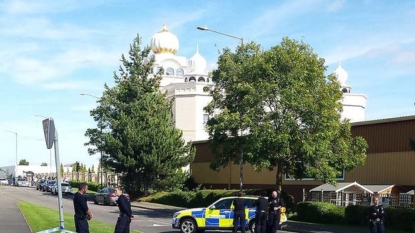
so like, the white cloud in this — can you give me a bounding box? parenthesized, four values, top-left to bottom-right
(326, 0, 345, 12)
(13, 58, 62, 84)
(246, 0, 321, 39)
(2, 0, 97, 15)
(42, 80, 101, 90)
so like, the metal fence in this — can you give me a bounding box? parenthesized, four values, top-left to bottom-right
(304, 192, 414, 209)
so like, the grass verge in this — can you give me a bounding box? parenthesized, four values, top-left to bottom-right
(18, 201, 141, 233)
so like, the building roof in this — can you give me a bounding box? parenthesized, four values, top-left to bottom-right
(309, 182, 373, 194)
(352, 114, 415, 126)
(362, 185, 395, 193)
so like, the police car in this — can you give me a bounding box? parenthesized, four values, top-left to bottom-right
(172, 196, 287, 233)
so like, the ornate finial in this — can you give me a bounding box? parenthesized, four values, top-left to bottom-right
(338, 60, 342, 67)
(161, 22, 168, 32)
(196, 44, 199, 53)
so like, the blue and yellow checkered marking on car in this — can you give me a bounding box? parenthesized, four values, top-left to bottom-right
(172, 196, 258, 230)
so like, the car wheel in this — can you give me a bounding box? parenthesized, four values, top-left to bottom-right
(279, 222, 287, 230)
(249, 220, 256, 233)
(93, 197, 98, 205)
(179, 218, 196, 233)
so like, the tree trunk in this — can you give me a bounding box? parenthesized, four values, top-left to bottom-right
(275, 160, 283, 193)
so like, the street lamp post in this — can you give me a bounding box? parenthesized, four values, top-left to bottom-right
(197, 25, 245, 191)
(35, 115, 53, 176)
(5, 131, 18, 182)
(197, 26, 244, 45)
(80, 93, 104, 187)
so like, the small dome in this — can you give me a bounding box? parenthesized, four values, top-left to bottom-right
(333, 62, 348, 86)
(151, 24, 179, 54)
(188, 44, 207, 73)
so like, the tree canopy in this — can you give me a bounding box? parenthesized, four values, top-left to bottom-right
(85, 34, 195, 194)
(18, 159, 29, 166)
(205, 38, 368, 191)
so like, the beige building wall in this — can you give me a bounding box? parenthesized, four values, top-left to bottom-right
(346, 151, 415, 185)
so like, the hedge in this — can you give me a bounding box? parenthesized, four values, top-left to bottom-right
(297, 201, 345, 224)
(69, 180, 101, 192)
(298, 201, 415, 232)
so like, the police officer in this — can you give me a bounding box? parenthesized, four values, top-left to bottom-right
(73, 183, 93, 233)
(368, 196, 385, 233)
(254, 191, 268, 233)
(114, 186, 134, 233)
(233, 191, 246, 233)
(268, 191, 283, 233)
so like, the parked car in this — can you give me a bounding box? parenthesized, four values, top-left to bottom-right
(171, 196, 287, 233)
(36, 179, 46, 190)
(94, 187, 130, 206)
(16, 178, 31, 187)
(51, 182, 73, 195)
(43, 180, 56, 192)
(0, 178, 8, 185)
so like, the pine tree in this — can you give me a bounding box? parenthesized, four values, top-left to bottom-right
(60, 163, 64, 176)
(85, 35, 195, 194)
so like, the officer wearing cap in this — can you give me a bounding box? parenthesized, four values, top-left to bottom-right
(114, 186, 134, 233)
(254, 191, 268, 233)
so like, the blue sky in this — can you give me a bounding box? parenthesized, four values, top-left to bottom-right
(1, 0, 414, 168)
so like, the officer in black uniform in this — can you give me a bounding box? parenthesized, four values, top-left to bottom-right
(268, 191, 283, 233)
(233, 191, 246, 233)
(114, 186, 134, 233)
(254, 191, 268, 233)
(368, 196, 385, 233)
(73, 183, 93, 233)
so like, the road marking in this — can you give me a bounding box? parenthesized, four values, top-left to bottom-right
(152, 224, 167, 227)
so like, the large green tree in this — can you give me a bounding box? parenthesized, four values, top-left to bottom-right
(85, 35, 195, 194)
(18, 159, 29, 165)
(205, 38, 368, 191)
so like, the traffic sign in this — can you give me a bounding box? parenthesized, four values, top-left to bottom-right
(42, 118, 55, 149)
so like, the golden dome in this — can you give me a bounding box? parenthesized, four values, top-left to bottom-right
(151, 24, 179, 54)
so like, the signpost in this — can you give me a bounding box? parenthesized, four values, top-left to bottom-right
(37, 118, 75, 233)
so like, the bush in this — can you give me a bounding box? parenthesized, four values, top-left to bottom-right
(183, 176, 198, 191)
(384, 207, 415, 232)
(150, 190, 197, 208)
(345, 205, 367, 225)
(140, 189, 241, 208)
(297, 201, 345, 224)
(280, 190, 295, 212)
(69, 180, 101, 192)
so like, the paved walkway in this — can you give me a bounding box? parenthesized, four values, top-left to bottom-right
(1, 188, 32, 232)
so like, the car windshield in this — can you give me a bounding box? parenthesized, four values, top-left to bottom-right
(61, 183, 70, 186)
(18, 178, 26, 181)
(49, 181, 56, 185)
(212, 199, 234, 209)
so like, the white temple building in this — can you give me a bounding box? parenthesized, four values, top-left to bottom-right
(148, 24, 368, 145)
(332, 62, 368, 122)
(149, 24, 212, 142)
